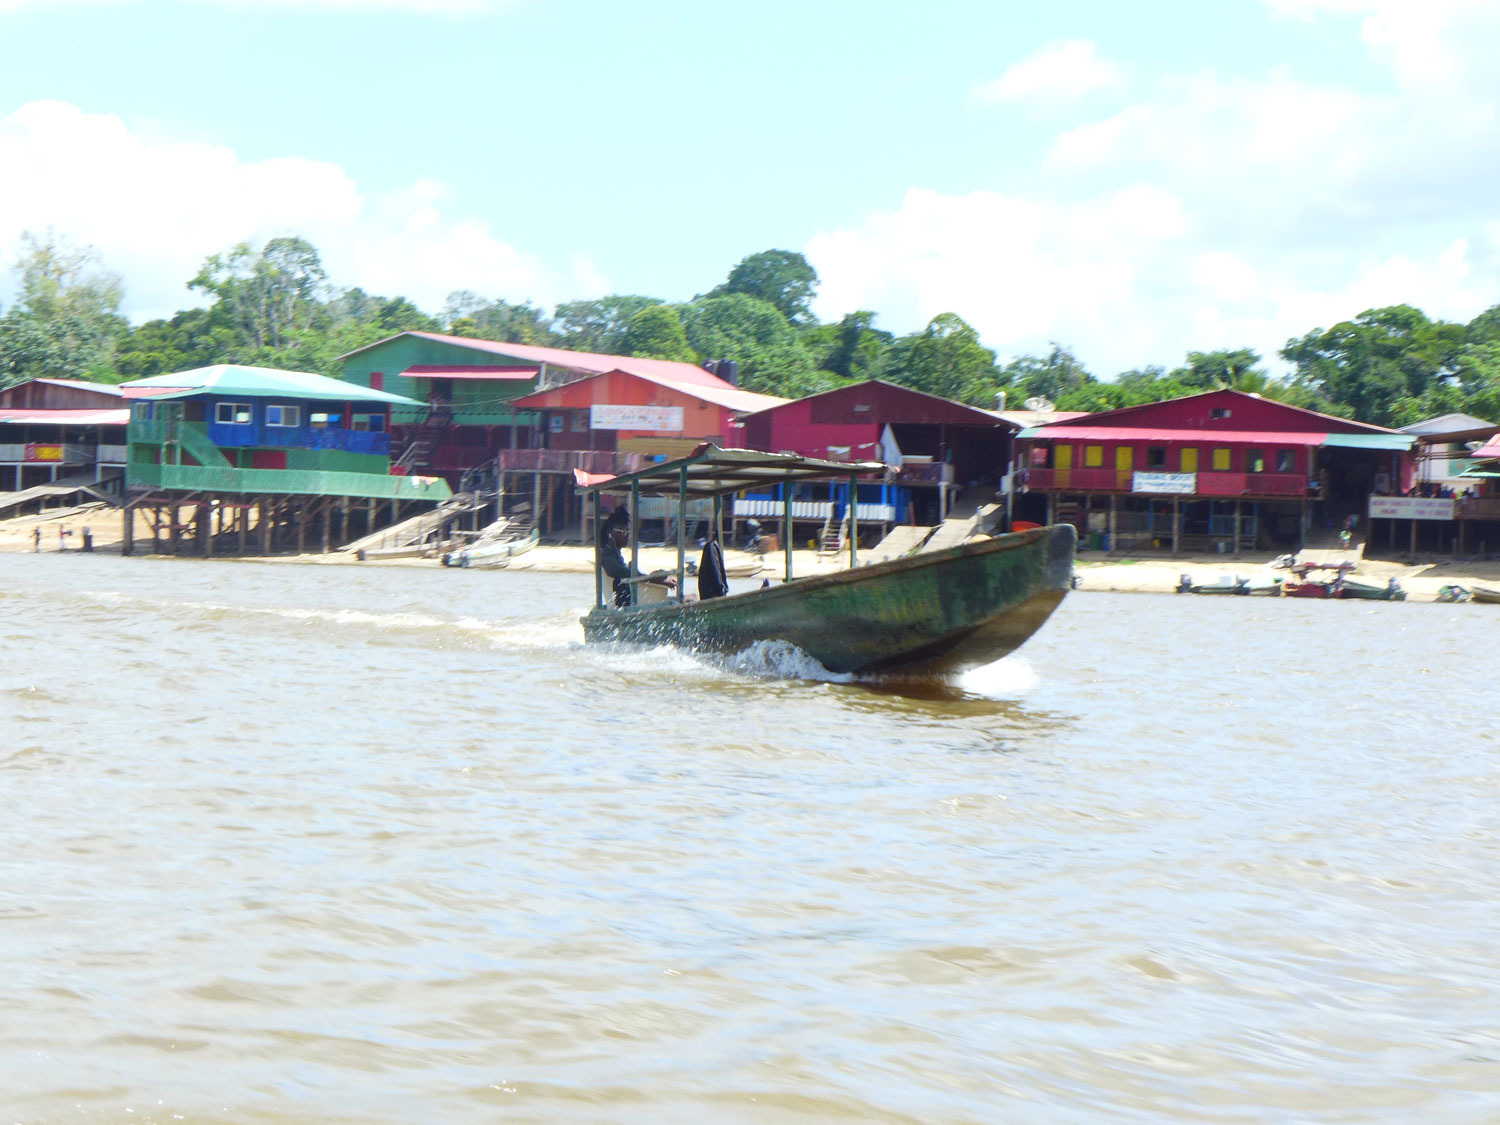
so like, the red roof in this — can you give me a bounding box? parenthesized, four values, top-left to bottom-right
(1022, 425, 1329, 446)
(0, 408, 130, 425)
(514, 368, 784, 415)
(401, 365, 540, 380)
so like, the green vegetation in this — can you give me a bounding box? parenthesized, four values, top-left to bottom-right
(6, 230, 1500, 428)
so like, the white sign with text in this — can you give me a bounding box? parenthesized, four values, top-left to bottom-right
(590, 404, 684, 432)
(1368, 496, 1455, 521)
(1133, 472, 1197, 494)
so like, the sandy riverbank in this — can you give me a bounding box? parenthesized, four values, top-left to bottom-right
(5, 502, 1500, 601)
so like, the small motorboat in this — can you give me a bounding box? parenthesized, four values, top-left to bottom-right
(1436, 584, 1472, 603)
(1339, 576, 1407, 601)
(1177, 573, 1249, 595)
(1470, 584, 1500, 604)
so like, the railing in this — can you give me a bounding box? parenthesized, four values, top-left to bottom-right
(98, 445, 128, 464)
(735, 499, 898, 522)
(497, 449, 646, 475)
(895, 461, 954, 485)
(127, 463, 453, 501)
(1024, 467, 1124, 491)
(1196, 472, 1309, 497)
(1457, 496, 1500, 520)
(1025, 467, 1312, 497)
(208, 422, 391, 456)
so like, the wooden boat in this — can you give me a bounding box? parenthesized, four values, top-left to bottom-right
(1281, 560, 1354, 599)
(1178, 573, 1249, 595)
(1470, 584, 1500, 604)
(1436, 584, 1472, 603)
(576, 445, 1074, 675)
(1338, 576, 1407, 601)
(442, 525, 538, 569)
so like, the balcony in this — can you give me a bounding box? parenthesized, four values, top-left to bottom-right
(209, 422, 391, 456)
(497, 449, 646, 475)
(127, 462, 452, 502)
(1457, 496, 1500, 520)
(1024, 467, 1313, 497)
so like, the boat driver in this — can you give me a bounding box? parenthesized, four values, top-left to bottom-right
(600, 506, 675, 607)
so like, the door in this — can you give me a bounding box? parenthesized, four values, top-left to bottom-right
(1055, 443, 1072, 488)
(1115, 445, 1133, 489)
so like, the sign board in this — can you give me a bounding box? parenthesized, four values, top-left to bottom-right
(590, 404, 684, 432)
(24, 443, 63, 462)
(1133, 471, 1196, 494)
(1368, 496, 1455, 521)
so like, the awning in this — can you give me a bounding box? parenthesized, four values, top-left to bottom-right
(0, 408, 131, 425)
(1319, 433, 1413, 451)
(401, 365, 540, 381)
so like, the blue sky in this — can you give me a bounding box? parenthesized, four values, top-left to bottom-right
(3, 0, 1499, 377)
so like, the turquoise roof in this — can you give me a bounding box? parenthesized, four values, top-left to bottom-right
(1319, 433, 1413, 451)
(122, 364, 424, 407)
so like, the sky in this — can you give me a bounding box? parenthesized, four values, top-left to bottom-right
(3, 0, 1500, 377)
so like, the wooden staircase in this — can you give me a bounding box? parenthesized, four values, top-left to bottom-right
(395, 409, 452, 474)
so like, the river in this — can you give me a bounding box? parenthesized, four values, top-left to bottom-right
(2, 552, 1497, 1123)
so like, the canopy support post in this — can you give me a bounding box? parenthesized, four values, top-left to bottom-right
(783, 484, 793, 583)
(848, 471, 859, 569)
(593, 493, 603, 610)
(629, 479, 641, 606)
(676, 465, 688, 595)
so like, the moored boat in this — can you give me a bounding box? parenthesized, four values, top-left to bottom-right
(1470, 584, 1500, 604)
(1338, 576, 1407, 601)
(442, 525, 538, 568)
(577, 445, 1074, 675)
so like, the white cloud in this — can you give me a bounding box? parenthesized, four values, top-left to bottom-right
(811, 5, 1500, 377)
(975, 39, 1122, 104)
(0, 100, 586, 321)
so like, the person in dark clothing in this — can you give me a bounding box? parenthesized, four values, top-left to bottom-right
(599, 506, 674, 607)
(698, 535, 729, 600)
(601, 507, 634, 607)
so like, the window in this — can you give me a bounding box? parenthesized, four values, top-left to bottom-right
(1030, 445, 1051, 467)
(571, 411, 589, 433)
(1212, 447, 1231, 471)
(1276, 450, 1296, 473)
(1211, 407, 1232, 419)
(350, 413, 385, 432)
(1084, 445, 1103, 468)
(265, 404, 301, 427)
(310, 413, 332, 428)
(1247, 449, 1266, 473)
(1180, 447, 1198, 473)
(1146, 446, 1167, 469)
(216, 402, 252, 424)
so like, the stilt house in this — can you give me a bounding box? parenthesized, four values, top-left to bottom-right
(119, 364, 451, 556)
(1014, 389, 1413, 553)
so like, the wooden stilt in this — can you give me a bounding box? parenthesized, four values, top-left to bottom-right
(322, 498, 332, 554)
(297, 499, 307, 556)
(260, 498, 271, 555)
(122, 504, 134, 556)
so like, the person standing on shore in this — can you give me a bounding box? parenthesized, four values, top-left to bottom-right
(33, 526, 40, 552)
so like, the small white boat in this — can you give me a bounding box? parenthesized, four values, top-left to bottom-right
(442, 522, 538, 569)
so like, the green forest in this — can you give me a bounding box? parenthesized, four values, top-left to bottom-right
(5, 230, 1500, 430)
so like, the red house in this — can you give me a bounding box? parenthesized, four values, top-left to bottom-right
(738, 379, 1015, 524)
(1015, 389, 1413, 552)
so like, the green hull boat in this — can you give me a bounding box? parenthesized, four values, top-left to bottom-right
(582, 524, 1076, 675)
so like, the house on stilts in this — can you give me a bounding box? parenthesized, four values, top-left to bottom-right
(1014, 389, 1414, 553)
(119, 365, 452, 556)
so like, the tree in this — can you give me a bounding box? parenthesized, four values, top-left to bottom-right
(678, 292, 830, 396)
(885, 313, 1001, 405)
(998, 344, 1093, 405)
(706, 249, 819, 327)
(1281, 305, 1464, 425)
(189, 236, 327, 353)
(802, 310, 893, 380)
(554, 295, 664, 354)
(1170, 348, 1267, 390)
(0, 232, 128, 386)
(621, 304, 696, 361)
(443, 291, 555, 345)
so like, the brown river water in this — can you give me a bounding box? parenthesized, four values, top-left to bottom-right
(2, 553, 1498, 1123)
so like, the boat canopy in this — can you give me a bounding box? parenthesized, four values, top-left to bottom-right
(577, 444, 888, 602)
(574, 443, 888, 499)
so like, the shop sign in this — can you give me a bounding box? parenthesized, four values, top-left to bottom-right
(25, 443, 63, 462)
(1368, 496, 1455, 520)
(1133, 471, 1196, 494)
(590, 404, 684, 432)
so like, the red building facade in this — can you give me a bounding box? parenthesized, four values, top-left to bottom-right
(1015, 390, 1413, 552)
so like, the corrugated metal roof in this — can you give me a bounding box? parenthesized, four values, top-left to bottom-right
(0, 408, 130, 425)
(514, 368, 784, 415)
(1014, 425, 1332, 446)
(31, 379, 127, 397)
(1319, 433, 1413, 451)
(120, 365, 424, 407)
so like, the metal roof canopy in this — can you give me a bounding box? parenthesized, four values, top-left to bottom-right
(575, 444, 888, 499)
(1319, 433, 1414, 451)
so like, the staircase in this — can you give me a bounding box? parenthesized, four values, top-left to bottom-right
(395, 409, 451, 474)
(817, 514, 847, 558)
